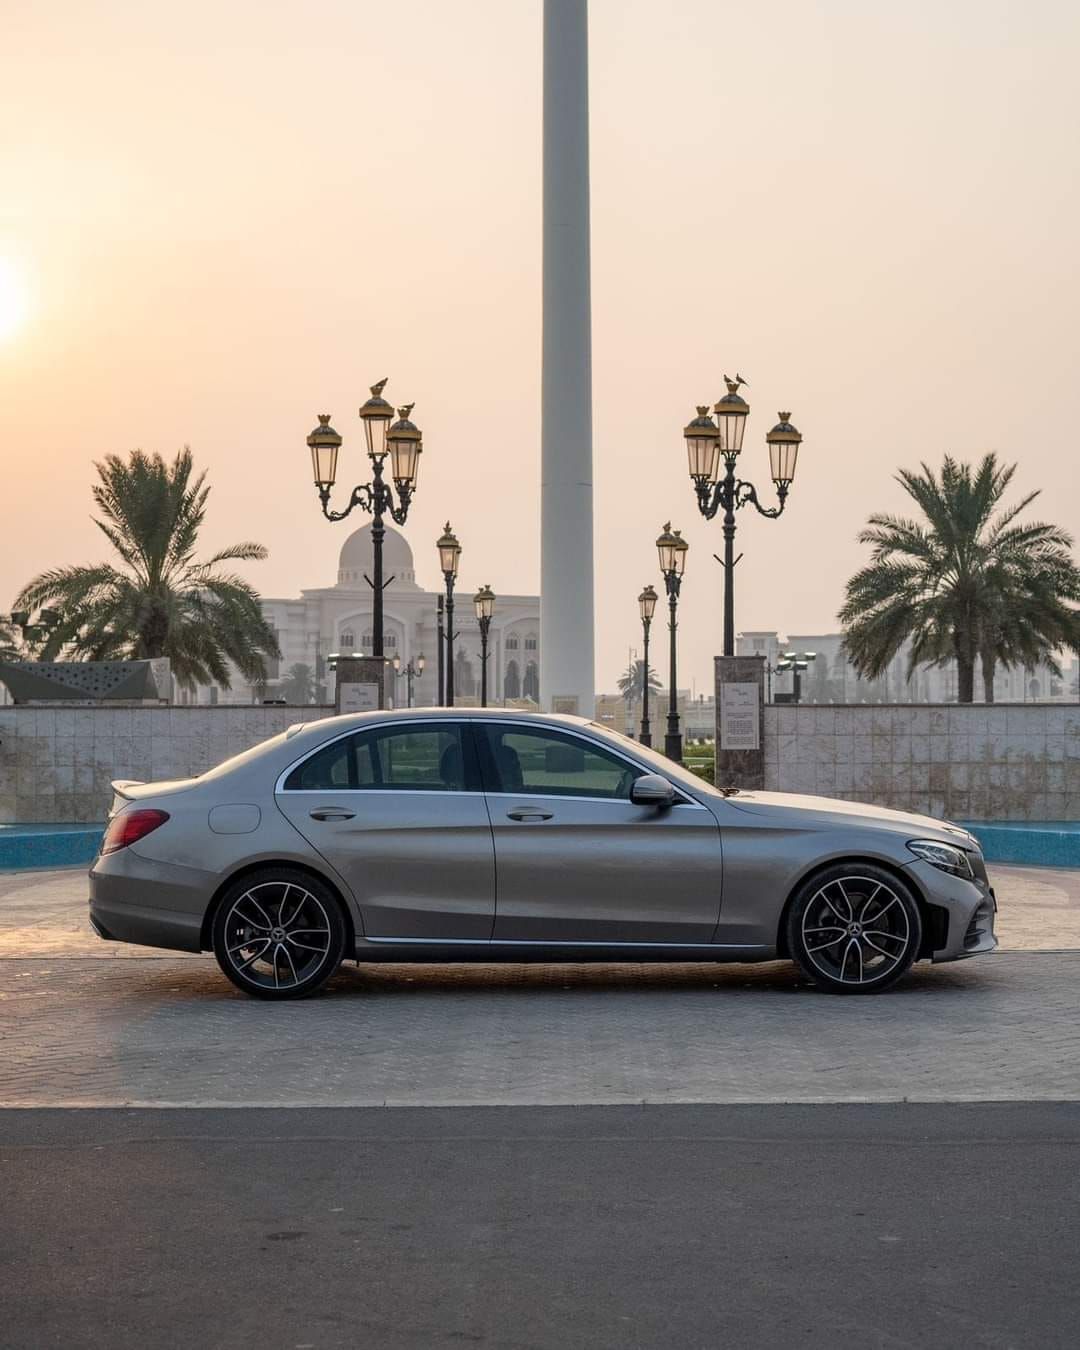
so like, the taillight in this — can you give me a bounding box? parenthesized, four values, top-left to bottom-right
(101, 808, 170, 854)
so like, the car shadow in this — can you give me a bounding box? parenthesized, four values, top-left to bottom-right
(320, 957, 983, 999)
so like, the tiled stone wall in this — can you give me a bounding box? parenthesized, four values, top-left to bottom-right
(2, 701, 1077, 825)
(0, 706, 331, 824)
(763, 704, 1080, 821)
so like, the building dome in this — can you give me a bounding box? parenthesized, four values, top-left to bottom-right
(336, 522, 419, 589)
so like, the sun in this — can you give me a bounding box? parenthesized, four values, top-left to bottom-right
(0, 256, 29, 341)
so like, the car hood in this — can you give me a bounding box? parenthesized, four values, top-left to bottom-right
(722, 790, 977, 847)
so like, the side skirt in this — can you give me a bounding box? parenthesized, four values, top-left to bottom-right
(351, 938, 776, 965)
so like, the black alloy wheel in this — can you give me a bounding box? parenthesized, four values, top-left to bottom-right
(212, 867, 348, 1000)
(786, 863, 922, 994)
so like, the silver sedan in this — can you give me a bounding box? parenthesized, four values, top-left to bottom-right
(89, 710, 997, 998)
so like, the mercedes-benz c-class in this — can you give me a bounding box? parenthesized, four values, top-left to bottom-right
(89, 710, 997, 998)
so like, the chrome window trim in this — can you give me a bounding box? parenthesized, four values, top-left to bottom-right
(274, 714, 699, 805)
(275, 717, 475, 797)
(276, 787, 488, 799)
(482, 790, 707, 811)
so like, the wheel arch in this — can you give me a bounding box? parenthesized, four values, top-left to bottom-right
(200, 859, 358, 955)
(774, 854, 947, 960)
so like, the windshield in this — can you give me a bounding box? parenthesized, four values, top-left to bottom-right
(587, 722, 723, 799)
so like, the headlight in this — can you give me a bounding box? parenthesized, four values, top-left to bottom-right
(907, 838, 974, 879)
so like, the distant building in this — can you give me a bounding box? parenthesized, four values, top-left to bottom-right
(736, 630, 1078, 703)
(178, 522, 541, 707)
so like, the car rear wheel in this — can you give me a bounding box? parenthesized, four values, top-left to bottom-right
(212, 868, 347, 1000)
(786, 864, 922, 995)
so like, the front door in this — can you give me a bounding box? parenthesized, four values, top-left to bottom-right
(274, 721, 495, 940)
(477, 722, 723, 944)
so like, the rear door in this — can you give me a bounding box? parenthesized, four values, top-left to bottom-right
(274, 720, 495, 940)
(477, 722, 723, 944)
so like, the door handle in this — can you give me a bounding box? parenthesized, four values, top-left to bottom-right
(506, 808, 553, 822)
(309, 807, 355, 821)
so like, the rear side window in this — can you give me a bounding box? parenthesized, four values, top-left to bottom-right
(283, 724, 473, 792)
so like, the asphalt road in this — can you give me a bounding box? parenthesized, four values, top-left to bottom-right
(3, 1103, 1079, 1350)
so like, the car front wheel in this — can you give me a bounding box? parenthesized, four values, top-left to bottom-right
(212, 868, 347, 1000)
(786, 864, 922, 994)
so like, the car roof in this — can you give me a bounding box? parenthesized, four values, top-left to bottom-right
(289, 707, 595, 737)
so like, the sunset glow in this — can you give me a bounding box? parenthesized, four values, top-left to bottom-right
(0, 256, 28, 341)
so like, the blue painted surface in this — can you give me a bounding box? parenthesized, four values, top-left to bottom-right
(0, 824, 103, 871)
(960, 821, 1080, 868)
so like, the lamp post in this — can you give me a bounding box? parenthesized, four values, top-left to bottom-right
(436, 595, 445, 705)
(777, 651, 816, 704)
(656, 524, 688, 764)
(437, 523, 462, 707)
(765, 662, 784, 704)
(473, 584, 495, 707)
(306, 380, 423, 668)
(637, 584, 658, 747)
(683, 377, 803, 655)
(392, 653, 425, 708)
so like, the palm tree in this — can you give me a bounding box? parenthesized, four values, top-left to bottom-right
(281, 662, 316, 705)
(840, 454, 1080, 703)
(617, 659, 661, 706)
(15, 449, 280, 691)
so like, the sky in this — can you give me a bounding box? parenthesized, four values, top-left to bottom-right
(2, 0, 1078, 696)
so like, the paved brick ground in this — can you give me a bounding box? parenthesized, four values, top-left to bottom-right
(2, 952, 1079, 1107)
(1, 865, 1078, 1107)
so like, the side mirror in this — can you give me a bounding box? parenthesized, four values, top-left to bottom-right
(630, 773, 676, 809)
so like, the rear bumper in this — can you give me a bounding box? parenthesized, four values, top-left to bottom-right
(88, 895, 203, 952)
(89, 847, 215, 953)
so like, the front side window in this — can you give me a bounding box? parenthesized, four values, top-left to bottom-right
(284, 724, 470, 792)
(480, 725, 640, 801)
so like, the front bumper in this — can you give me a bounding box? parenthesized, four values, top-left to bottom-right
(89, 846, 216, 953)
(903, 857, 998, 963)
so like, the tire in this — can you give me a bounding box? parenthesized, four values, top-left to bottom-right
(212, 867, 348, 1000)
(786, 863, 922, 995)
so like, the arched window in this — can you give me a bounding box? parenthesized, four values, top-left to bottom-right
(340, 630, 355, 651)
(523, 661, 539, 702)
(361, 631, 397, 651)
(525, 635, 538, 652)
(504, 659, 521, 700)
(505, 635, 519, 651)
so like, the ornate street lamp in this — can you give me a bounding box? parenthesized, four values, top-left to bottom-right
(637, 584, 658, 747)
(437, 523, 462, 706)
(436, 595, 445, 704)
(392, 652, 425, 708)
(656, 523, 688, 764)
(683, 376, 803, 655)
(473, 584, 495, 707)
(305, 380, 423, 670)
(778, 650, 816, 705)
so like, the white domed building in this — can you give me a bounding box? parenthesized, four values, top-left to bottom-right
(184, 522, 541, 706)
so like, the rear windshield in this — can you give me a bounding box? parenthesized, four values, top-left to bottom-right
(197, 729, 297, 782)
